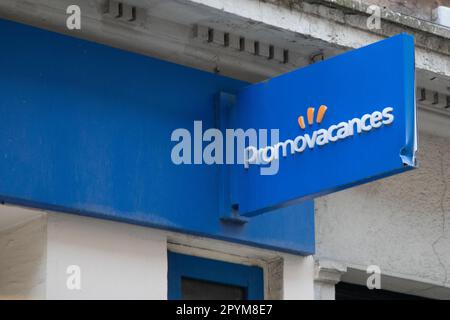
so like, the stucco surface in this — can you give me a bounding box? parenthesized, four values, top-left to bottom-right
(316, 131, 450, 288)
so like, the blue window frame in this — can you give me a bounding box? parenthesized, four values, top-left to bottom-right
(168, 252, 264, 300)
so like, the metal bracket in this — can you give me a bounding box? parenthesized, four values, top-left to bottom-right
(216, 92, 248, 224)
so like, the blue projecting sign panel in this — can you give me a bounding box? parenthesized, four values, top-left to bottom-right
(226, 34, 416, 216)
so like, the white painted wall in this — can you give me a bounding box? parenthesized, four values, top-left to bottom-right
(282, 254, 314, 300)
(46, 213, 168, 299)
(433, 6, 450, 28)
(315, 121, 450, 298)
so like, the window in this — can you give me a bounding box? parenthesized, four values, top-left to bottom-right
(168, 252, 264, 300)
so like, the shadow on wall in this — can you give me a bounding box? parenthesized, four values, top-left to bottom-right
(0, 208, 47, 300)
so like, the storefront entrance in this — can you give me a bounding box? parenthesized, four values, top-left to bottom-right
(168, 252, 263, 300)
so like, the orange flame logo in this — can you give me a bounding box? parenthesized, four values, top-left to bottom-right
(297, 105, 328, 129)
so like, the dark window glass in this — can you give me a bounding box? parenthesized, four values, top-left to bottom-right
(335, 282, 431, 300)
(181, 277, 246, 300)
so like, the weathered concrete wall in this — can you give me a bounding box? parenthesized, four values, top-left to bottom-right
(315, 128, 450, 295)
(363, 0, 450, 21)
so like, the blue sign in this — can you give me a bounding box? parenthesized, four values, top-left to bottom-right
(0, 19, 314, 255)
(223, 34, 416, 217)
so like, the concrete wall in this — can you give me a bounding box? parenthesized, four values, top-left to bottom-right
(283, 255, 315, 299)
(0, 204, 315, 299)
(0, 214, 47, 299)
(315, 124, 450, 297)
(362, 0, 450, 21)
(46, 213, 168, 299)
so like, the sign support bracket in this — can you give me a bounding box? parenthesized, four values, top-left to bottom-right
(216, 92, 249, 224)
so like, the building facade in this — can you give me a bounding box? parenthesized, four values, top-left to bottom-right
(0, 0, 449, 300)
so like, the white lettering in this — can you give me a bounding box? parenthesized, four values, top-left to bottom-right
(170, 107, 396, 174)
(361, 114, 372, 132)
(248, 107, 395, 167)
(382, 107, 394, 125)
